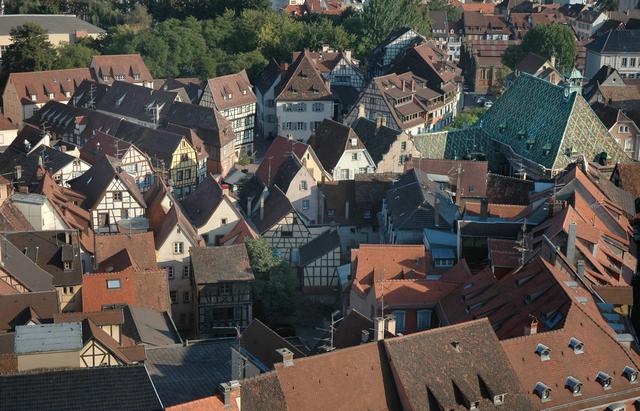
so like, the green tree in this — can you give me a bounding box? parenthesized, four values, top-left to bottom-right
(445, 107, 487, 130)
(502, 23, 577, 72)
(427, 0, 461, 21)
(489, 67, 511, 97)
(596, 0, 619, 11)
(245, 238, 298, 320)
(2, 23, 56, 80)
(361, 0, 429, 47)
(54, 42, 97, 69)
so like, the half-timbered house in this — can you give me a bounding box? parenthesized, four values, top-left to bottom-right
(298, 229, 341, 292)
(367, 28, 426, 78)
(190, 245, 254, 337)
(145, 178, 204, 332)
(344, 72, 453, 134)
(308, 119, 376, 180)
(180, 175, 245, 246)
(68, 155, 147, 235)
(242, 185, 313, 261)
(80, 131, 155, 191)
(199, 70, 257, 157)
(112, 121, 198, 198)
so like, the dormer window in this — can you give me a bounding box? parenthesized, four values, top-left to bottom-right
(517, 130, 527, 140)
(542, 143, 552, 156)
(526, 138, 535, 150)
(499, 123, 507, 133)
(351, 138, 357, 147)
(242, 89, 247, 95)
(102, 76, 109, 82)
(63, 261, 72, 270)
(133, 73, 140, 80)
(596, 372, 612, 389)
(565, 376, 582, 396)
(493, 394, 506, 406)
(48, 93, 54, 100)
(64, 91, 71, 98)
(534, 382, 551, 402)
(31, 94, 37, 101)
(568, 337, 584, 354)
(623, 366, 638, 383)
(300, 72, 308, 79)
(115, 75, 125, 81)
(535, 343, 551, 361)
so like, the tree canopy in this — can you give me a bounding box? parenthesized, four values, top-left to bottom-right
(502, 23, 577, 72)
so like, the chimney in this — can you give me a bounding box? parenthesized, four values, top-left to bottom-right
(402, 80, 406, 92)
(524, 317, 538, 335)
(566, 222, 577, 264)
(480, 198, 488, 220)
(411, 79, 416, 92)
(219, 380, 241, 409)
(318, 191, 325, 225)
(550, 55, 556, 68)
(576, 260, 585, 280)
(221, 183, 230, 197)
(14, 165, 22, 180)
(374, 317, 385, 341)
(247, 196, 253, 216)
(276, 348, 294, 367)
(434, 196, 441, 227)
(385, 315, 396, 335)
(345, 200, 350, 220)
(376, 115, 383, 129)
(361, 329, 370, 344)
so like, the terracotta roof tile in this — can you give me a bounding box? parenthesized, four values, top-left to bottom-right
(90, 54, 153, 85)
(276, 50, 332, 101)
(205, 70, 256, 111)
(6, 68, 91, 106)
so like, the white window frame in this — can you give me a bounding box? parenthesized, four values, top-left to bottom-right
(173, 242, 184, 254)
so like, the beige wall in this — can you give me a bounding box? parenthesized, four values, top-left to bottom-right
(376, 134, 419, 174)
(198, 197, 241, 246)
(57, 285, 82, 312)
(18, 350, 78, 372)
(610, 121, 640, 160)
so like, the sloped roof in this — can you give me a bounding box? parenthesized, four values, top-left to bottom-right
(256, 136, 309, 186)
(241, 183, 296, 234)
(240, 319, 306, 370)
(586, 30, 640, 53)
(308, 119, 364, 172)
(123, 305, 181, 347)
(406, 157, 489, 199)
(79, 130, 134, 165)
(68, 154, 145, 210)
(298, 229, 340, 266)
(0, 202, 33, 232)
(112, 121, 184, 169)
(515, 52, 549, 74)
(385, 319, 534, 410)
(6, 68, 92, 106)
(67, 79, 109, 109)
(0, 291, 58, 332)
(486, 173, 534, 205)
(0, 365, 162, 410)
(95, 232, 158, 271)
(220, 218, 259, 245)
(276, 50, 332, 101)
(205, 70, 256, 110)
(90, 54, 153, 84)
(179, 175, 225, 228)
(0, 14, 104, 35)
(15, 322, 82, 354)
(353, 116, 403, 165)
(190, 244, 254, 285)
(255, 59, 282, 95)
(165, 102, 236, 149)
(95, 81, 177, 124)
(612, 162, 640, 198)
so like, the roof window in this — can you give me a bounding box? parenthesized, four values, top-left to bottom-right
(535, 343, 551, 361)
(534, 382, 551, 401)
(499, 123, 507, 133)
(596, 371, 612, 389)
(568, 337, 584, 354)
(623, 366, 638, 383)
(517, 130, 527, 140)
(565, 376, 582, 396)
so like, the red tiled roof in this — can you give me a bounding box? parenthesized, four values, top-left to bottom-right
(95, 232, 158, 271)
(405, 158, 489, 199)
(166, 394, 239, 411)
(205, 70, 256, 111)
(256, 136, 309, 186)
(220, 218, 258, 245)
(0, 114, 17, 130)
(465, 202, 527, 218)
(6, 68, 92, 106)
(90, 54, 153, 84)
(276, 50, 332, 101)
(462, 2, 496, 13)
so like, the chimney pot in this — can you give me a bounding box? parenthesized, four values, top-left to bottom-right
(480, 198, 488, 220)
(374, 317, 386, 341)
(276, 348, 294, 367)
(219, 380, 241, 409)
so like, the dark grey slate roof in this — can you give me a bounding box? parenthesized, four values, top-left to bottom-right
(271, 154, 303, 193)
(255, 59, 282, 95)
(241, 372, 288, 411)
(0, 235, 54, 292)
(95, 81, 178, 124)
(190, 244, 254, 285)
(385, 168, 458, 230)
(586, 30, 640, 53)
(352, 117, 402, 164)
(241, 182, 295, 234)
(123, 305, 182, 347)
(0, 365, 162, 411)
(298, 229, 340, 266)
(0, 291, 59, 332)
(68, 79, 109, 109)
(179, 175, 224, 228)
(4, 231, 83, 287)
(145, 339, 235, 407)
(0, 14, 105, 36)
(164, 102, 236, 148)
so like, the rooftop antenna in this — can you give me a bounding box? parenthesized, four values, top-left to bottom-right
(87, 82, 96, 110)
(1, 0, 5, 16)
(314, 310, 343, 352)
(513, 218, 529, 267)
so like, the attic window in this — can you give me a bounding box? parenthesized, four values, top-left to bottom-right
(596, 372, 612, 390)
(623, 366, 638, 383)
(534, 382, 551, 402)
(565, 376, 582, 396)
(499, 123, 507, 133)
(115, 75, 125, 81)
(526, 138, 535, 150)
(48, 93, 54, 100)
(351, 138, 357, 147)
(517, 130, 527, 140)
(568, 337, 584, 354)
(63, 261, 72, 271)
(106, 279, 121, 289)
(64, 91, 71, 98)
(542, 143, 552, 156)
(300, 72, 308, 79)
(242, 89, 247, 95)
(535, 343, 551, 361)
(31, 94, 37, 101)
(133, 74, 140, 80)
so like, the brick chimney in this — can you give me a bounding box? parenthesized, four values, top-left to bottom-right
(221, 183, 230, 197)
(566, 222, 577, 264)
(524, 317, 538, 335)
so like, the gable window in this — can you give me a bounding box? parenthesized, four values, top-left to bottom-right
(48, 93, 54, 100)
(183, 265, 190, 278)
(400, 142, 407, 151)
(219, 283, 231, 294)
(31, 94, 37, 101)
(176, 170, 184, 181)
(133, 74, 140, 80)
(417, 309, 432, 330)
(625, 139, 633, 151)
(181, 153, 189, 162)
(106, 279, 121, 289)
(173, 242, 184, 254)
(112, 192, 122, 201)
(619, 125, 629, 133)
(63, 261, 72, 270)
(328, 209, 335, 217)
(300, 180, 308, 190)
(392, 310, 406, 333)
(221, 218, 228, 225)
